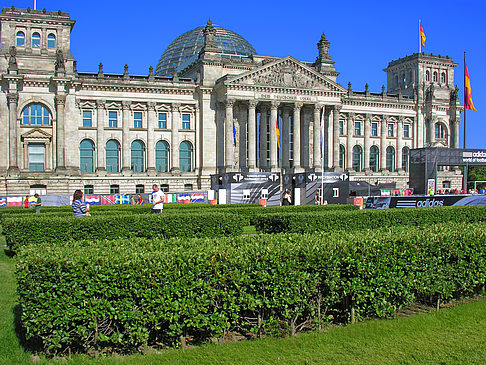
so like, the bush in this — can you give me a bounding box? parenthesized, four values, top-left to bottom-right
(4, 213, 244, 251)
(16, 222, 486, 354)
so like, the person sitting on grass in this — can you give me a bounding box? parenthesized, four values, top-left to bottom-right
(72, 189, 90, 217)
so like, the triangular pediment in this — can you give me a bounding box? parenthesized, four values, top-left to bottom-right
(225, 56, 346, 93)
(21, 128, 52, 140)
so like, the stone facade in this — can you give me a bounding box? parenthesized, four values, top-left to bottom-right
(0, 7, 463, 196)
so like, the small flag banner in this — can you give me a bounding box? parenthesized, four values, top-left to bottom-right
(28, 196, 37, 204)
(162, 194, 169, 203)
(0, 197, 6, 207)
(101, 195, 115, 205)
(7, 197, 22, 207)
(276, 120, 280, 150)
(177, 194, 191, 203)
(465, 65, 477, 112)
(232, 119, 237, 147)
(85, 195, 100, 205)
(171, 194, 177, 203)
(191, 193, 205, 203)
(115, 194, 130, 205)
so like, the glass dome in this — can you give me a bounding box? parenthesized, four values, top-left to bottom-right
(155, 25, 256, 76)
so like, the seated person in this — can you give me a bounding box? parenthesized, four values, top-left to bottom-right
(72, 190, 90, 217)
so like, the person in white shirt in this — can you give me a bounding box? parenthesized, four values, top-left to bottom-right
(151, 184, 165, 213)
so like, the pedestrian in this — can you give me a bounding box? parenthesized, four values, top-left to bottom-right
(23, 195, 29, 208)
(314, 191, 320, 205)
(282, 189, 292, 206)
(72, 190, 90, 217)
(137, 194, 143, 205)
(151, 184, 165, 213)
(33, 193, 41, 213)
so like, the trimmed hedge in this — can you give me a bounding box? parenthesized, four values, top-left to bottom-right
(253, 206, 486, 234)
(4, 213, 243, 251)
(16, 222, 486, 354)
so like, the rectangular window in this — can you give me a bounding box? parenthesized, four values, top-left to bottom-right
(354, 121, 362, 136)
(388, 123, 394, 137)
(109, 111, 118, 128)
(184, 184, 193, 191)
(371, 122, 378, 137)
(339, 120, 344, 135)
(403, 124, 410, 138)
(28, 144, 45, 172)
(182, 114, 190, 129)
(84, 185, 94, 195)
(333, 188, 339, 198)
(134, 112, 142, 128)
(135, 184, 145, 194)
(83, 110, 92, 127)
(110, 185, 120, 194)
(160, 184, 169, 193)
(158, 113, 167, 129)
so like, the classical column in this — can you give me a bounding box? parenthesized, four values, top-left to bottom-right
(7, 93, 19, 173)
(171, 103, 181, 173)
(121, 101, 131, 172)
(380, 116, 387, 171)
(427, 117, 436, 146)
(247, 100, 257, 171)
(293, 102, 303, 170)
(346, 113, 354, 171)
(224, 99, 234, 170)
(332, 106, 342, 170)
(281, 106, 290, 169)
(237, 103, 247, 171)
(363, 114, 372, 171)
(259, 106, 268, 169)
(396, 117, 404, 171)
(96, 100, 106, 172)
(313, 104, 322, 169)
(270, 101, 279, 170)
(452, 119, 460, 148)
(55, 94, 66, 171)
(194, 106, 201, 173)
(147, 102, 156, 173)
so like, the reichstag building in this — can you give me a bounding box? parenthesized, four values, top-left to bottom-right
(0, 6, 463, 196)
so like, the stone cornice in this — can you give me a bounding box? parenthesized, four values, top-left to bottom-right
(343, 98, 416, 111)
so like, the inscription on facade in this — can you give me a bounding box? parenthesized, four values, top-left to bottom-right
(256, 93, 317, 102)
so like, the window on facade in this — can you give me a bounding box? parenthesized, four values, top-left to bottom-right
(108, 111, 118, 128)
(28, 144, 45, 172)
(182, 114, 190, 129)
(339, 120, 344, 135)
(47, 34, 56, 48)
(32, 32, 41, 48)
(135, 184, 145, 194)
(131, 140, 144, 172)
(134, 112, 143, 128)
(22, 104, 50, 125)
(339, 145, 345, 169)
(371, 122, 378, 137)
(394, 75, 398, 87)
(354, 121, 362, 136)
(110, 184, 120, 194)
(80, 139, 95, 173)
(442, 180, 451, 189)
(84, 185, 94, 195)
(403, 124, 410, 138)
(83, 110, 92, 127)
(106, 140, 120, 172)
(370, 145, 379, 172)
(184, 184, 193, 191)
(387, 123, 394, 137)
(352, 146, 362, 172)
(409, 70, 413, 83)
(426, 70, 430, 81)
(402, 147, 410, 172)
(160, 184, 169, 192)
(158, 113, 167, 129)
(16, 31, 25, 46)
(435, 123, 446, 139)
(441, 72, 446, 84)
(155, 140, 169, 172)
(179, 141, 192, 172)
(433, 71, 438, 82)
(386, 146, 395, 171)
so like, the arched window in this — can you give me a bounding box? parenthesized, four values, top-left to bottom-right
(179, 141, 193, 172)
(80, 139, 95, 173)
(435, 123, 446, 139)
(32, 32, 41, 48)
(339, 145, 345, 169)
(425, 70, 430, 81)
(370, 145, 379, 172)
(106, 140, 120, 173)
(22, 104, 51, 125)
(441, 72, 446, 84)
(402, 147, 410, 172)
(47, 34, 56, 48)
(433, 71, 438, 82)
(131, 140, 145, 172)
(155, 140, 169, 172)
(16, 31, 25, 46)
(352, 145, 362, 172)
(386, 146, 395, 171)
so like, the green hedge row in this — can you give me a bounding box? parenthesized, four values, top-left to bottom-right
(17, 222, 486, 354)
(4, 213, 244, 252)
(253, 206, 486, 234)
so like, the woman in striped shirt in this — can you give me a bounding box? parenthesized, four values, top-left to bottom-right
(72, 190, 90, 217)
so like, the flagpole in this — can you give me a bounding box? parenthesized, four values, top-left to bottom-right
(419, 20, 421, 53)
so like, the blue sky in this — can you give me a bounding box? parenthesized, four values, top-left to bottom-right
(7, 0, 486, 148)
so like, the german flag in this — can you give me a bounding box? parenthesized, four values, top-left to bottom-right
(420, 24, 426, 47)
(465, 65, 477, 112)
(276, 120, 280, 150)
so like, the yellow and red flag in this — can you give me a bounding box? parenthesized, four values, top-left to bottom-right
(465, 65, 477, 112)
(420, 24, 426, 47)
(276, 120, 280, 150)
